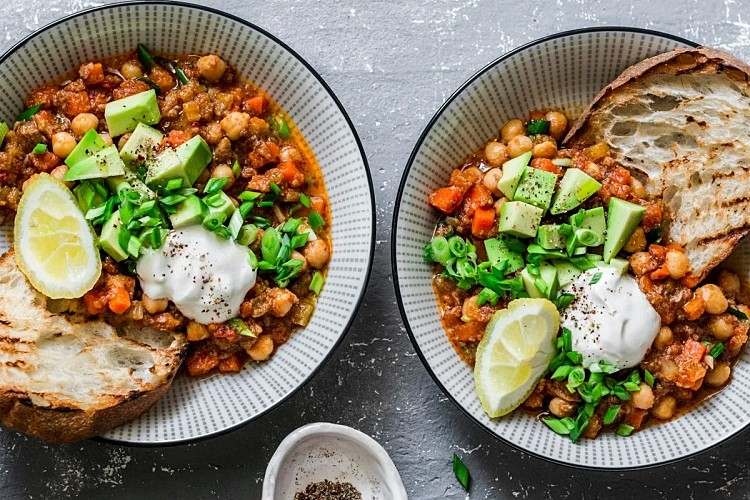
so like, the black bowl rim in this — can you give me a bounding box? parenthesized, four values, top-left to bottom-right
(388, 26, 750, 471)
(0, 0, 376, 447)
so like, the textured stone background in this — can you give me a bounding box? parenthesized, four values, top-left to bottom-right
(1, 0, 750, 498)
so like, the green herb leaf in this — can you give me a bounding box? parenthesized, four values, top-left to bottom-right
(309, 211, 325, 230)
(616, 424, 635, 437)
(526, 119, 550, 135)
(452, 454, 471, 492)
(204, 177, 228, 195)
(644, 369, 655, 387)
(567, 366, 585, 391)
(555, 292, 575, 310)
(231, 159, 241, 177)
(299, 193, 312, 208)
(16, 103, 41, 122)
(32, 143, 47, 154)
(589, 271, 603, 285)
(709, 342, 725, 359)
(728, 307, 748, 321)
(310, 271, 325, 295)
(603, 405, 621, 426)
(551, 365, 573, 380)
(261, 227, 282, 263)
(542, 417, 571, 435)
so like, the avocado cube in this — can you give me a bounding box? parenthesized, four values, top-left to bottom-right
(104, 89, 161, 137)
(537, 224, 565, 249)
(571, 206, 606, 246)
(521, 268, 544, 298)
(64, 145, 125, 181)
(107, 172, 156, 200)
(145, 149, 184, 187)
(483, 238, 524, 273)
(206, 191, 236, 224)
(99, 210, 128, 262)
(554, 260, 582, 287)
(498, 151, 530, 199)
(65, 129, 106, 168)
(603, 197, 645, 262)
(175, 135, 212, 185)
(513, 167, 557, 210)
(498, 201, 543, 239)
(520, 263, 557, 299)
(550, 168, 602, 215)
(120, 122, 163, 163)
(597, 257, 630, 276)
(170, 195, 205, 228)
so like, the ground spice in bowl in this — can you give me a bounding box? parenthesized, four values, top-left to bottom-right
(294, 480, 362, 500)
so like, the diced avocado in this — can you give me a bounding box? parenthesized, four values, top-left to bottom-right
(603, 197, 646, 262)
(64, 145, 125, 181)
(483, 237, 524, 273)
(513, 167, 557, 210)
(537, 224, 565, 250)
(571, 206, 606, 246)
(597, 257, 630, 275)
(107, 172, 156, 200)
(498, 151, 531, 199)
(145, 148, 183, 186)
(104, 89, 161, 137)
(170, 195, 205, 228)
(521, 268, 543, 298)
(498, 201, 543, 239)
(554, 260, 582, 287)
(65, 129, 106, 167)
(550, 168, 602, 215)
(99, 211, 128, 262)
(206, 191, 236, 224)
(175, 135, 212, 185)
(120, 122, 163, 163)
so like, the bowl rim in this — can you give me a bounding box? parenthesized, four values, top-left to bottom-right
(0, 0, 375, 447)
(388, 26, 750, 471)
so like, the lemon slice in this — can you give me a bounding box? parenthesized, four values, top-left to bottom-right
(14, 174, 101, 298)
(474, 298, 559, 418)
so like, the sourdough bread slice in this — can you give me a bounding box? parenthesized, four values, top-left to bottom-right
(565, 47, 750, 281)
(0, 251, 186, 443)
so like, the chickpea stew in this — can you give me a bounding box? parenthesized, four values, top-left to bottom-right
(0, 44, 331, 377)
(424, 110, 750, 441)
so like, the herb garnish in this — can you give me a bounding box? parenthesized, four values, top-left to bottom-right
(452, 454, 471, 491)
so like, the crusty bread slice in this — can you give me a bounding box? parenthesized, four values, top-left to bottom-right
(0, 251, 186, 443)
(565, 47, 750, 281)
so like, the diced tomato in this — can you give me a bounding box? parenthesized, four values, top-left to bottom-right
(107, 287, 131, 314)
(218, 353, 244, 373)
(464, 184, 493, 212)
(278, 161, 304, 187)
(429, 186, 464, 214)
(79, 62, 104, 85)
(245, 95, 267, 115)
(625, 408, 648, 429)
(675, 339, 708, 389)
(681, 274, 700, 288)
(164, 129, 192, 148)
(530, 158, 561, 175)
(471, 206, 496, 238)
(649, 264, 670, 281)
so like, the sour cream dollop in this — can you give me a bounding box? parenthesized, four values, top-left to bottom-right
(560, 266, 660, 370)
(137, 225, 257, 324)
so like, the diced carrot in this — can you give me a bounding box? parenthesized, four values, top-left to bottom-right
(625, 408, 648, 429)
(108, 287, 131, 314)
(472, 207, 496, 237)
(245, 95, 266, 115)
(530, 158, 561, 175)
(683, 339, 706, 362)
(649, 265, 670, 281)
(429, 186, 464, 214)
(265, 141, 280, 160)
(278, 161, 304, 186)
(164, 129, 192, 148)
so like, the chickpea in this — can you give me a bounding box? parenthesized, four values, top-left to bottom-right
(51, 132, 76, 158)
(705, 362, 731, 387)
(291, 250, 308, 273)
(70, 113, 99, 138)
(623, 227, 647, 253)
(630, 177, 647, 198)
(269, 288, 298, 318)
(211, 164, 235, 188)
(220, 111, 251, 141)
(50, 165, 70, 186)
(507, 135, 533, 158)
(247, 334, 274, 361)
(484, 141, 508, 167)
(196, 54, 227, 82)
(708, 314, 735, 340)
(142, 294, 168, 314)
(697, 284, 728, 315)
(632, 383, 655, 409)
(585, 142, 610, 161)
(100, 132, 113, 146)
(717, 269, 741, 297)
(186, 321, 209, 342)
(651, 396, 677, 420)
(531, 140, 557, 159)
(545, 111, 568, 140)
(548, 397, 576, 417)
(482, 168, 503, 196)
(665, 249, 690, 279)
(280, 145, 303, 163)
(120, 61, 143, 79)
(500, 119, 524, 143)
(304, 239, 330, 269)
(494, 197, 507, 215)
(660, 359, 678, 381)
(654, 326, 673, 350)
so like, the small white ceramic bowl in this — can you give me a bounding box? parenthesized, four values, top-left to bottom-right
(262, 423, 407, 500)
(393, 28, 750, 469)
(0, 2, 374, 444)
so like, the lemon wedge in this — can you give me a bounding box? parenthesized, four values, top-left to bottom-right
(14, 174, 101, 298)
(474, 298, 559, 418)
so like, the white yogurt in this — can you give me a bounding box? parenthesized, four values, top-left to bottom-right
(137, 225, 256, 324)
(560, 266, 660, 370)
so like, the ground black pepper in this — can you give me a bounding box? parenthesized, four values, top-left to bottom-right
(294, 480, 362, 500)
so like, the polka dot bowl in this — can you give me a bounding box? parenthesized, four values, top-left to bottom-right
(0, 1, 374, 444)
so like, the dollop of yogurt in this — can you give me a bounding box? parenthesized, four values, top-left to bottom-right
(561, 266, 660, 370)
(137, 225, 257, 324)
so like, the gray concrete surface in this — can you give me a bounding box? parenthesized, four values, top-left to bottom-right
(1, 0, 750, 498)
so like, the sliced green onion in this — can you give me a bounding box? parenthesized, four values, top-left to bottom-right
(257, 200, 274, 208)
(270, 114, 291, 139)
(567, 366, 585, 390)
(282, 218, 302, 234)
(137, 43, 155, 70)
(159, 194, 187, 206)
(290, 232, 309, 249)
(175, 67, 189, 85)
(237, 224, 258, 246)
(85, 205, 106, 221)
(728, 307, 748, 321)
(429, 236, 451, 265)
(575, 228, 600, 247)
(213, 225, 232, 239)
(118, 227, 131, 252)
(550, 365, 573, 381)
(269, 182, 282, 197)
(616, 424, 635, 437)
(228, 318, 256, 338)
(239, 191, 262, 202)
(644, 369, 655, 387)
(247, 249, 258, 268)
(252, 216, 271, 228)
(228, 210, 244, 240)
(261, 227, 282, 263)
(451, 454, 471, 492)
(133, 200, 157, 218)
(202, 214, 223, 231)
(299, 193, 311, 208)
(589, 271, 603, 285)
(309, 271, 325, 295)
(165, 178, 183, 191)
(204, 177, 228, 194)
(602, 405, 621, 426)
(32, 143, 47, 154)
(16, 103, 41, 122)
(120, 200, 134, 225)
(476, 287, 498, 306)
(565, 351, 582, 364)
(709, 342, 725, 359)
(127, 236, 141, 258)
(622, 381, 640, 392)
(231, 159, 241, 177)
(542, 417, 571, 435)
(239, 201, 254, 219)
(0, 122, 9, 146)
(204, 193, 225, 208)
